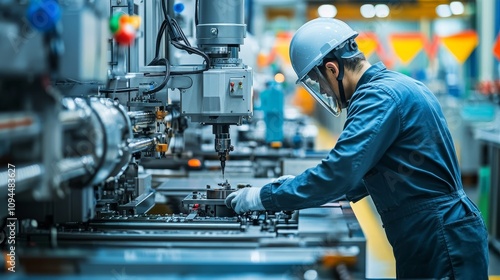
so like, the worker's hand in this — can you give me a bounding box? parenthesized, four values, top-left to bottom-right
(272, 175, 295, 184)
(225, 187, 265, 214)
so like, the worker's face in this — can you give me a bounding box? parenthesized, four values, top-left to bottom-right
(299, 64, 342, 116)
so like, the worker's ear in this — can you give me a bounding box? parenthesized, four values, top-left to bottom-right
(324, 61, 339, 79)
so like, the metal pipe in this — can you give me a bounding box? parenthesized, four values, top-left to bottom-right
(128, 138, 156, 153)
(57, 155, 95, 182)
(0, 113, 41, 139)
(0, 164, 44, 195)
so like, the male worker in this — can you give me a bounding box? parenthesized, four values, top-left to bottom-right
(225, 18, 489, 279)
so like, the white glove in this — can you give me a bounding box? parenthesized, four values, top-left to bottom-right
(272, 175, 295, 184)
(225, 187, 265, 214)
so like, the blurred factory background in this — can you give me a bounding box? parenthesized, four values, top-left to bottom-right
(0, 0, 499, 279)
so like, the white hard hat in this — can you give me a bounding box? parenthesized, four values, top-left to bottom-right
(289, 18, 360, 116)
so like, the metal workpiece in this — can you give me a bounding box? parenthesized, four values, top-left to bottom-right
(180, 180, 250, 217)
(206, 188, 236, 199)
(182, 180, 237, 205)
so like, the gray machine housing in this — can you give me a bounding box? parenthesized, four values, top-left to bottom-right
(181, 68, 253, 124)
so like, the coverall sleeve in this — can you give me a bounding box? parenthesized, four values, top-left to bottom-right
(345, 180, 369, 203)
(260, 87, 401, 211)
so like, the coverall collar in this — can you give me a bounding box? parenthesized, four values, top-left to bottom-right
(355, 62, 386, 92)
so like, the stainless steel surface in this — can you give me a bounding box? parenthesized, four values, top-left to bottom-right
(128, 137, 156, 153)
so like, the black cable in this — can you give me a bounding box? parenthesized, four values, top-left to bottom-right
(171, 41, 210, 68)
(161, 0, 167, 19)
(99, 87, 139, 93)
(127, 0, 134, 15)
(148, 0, 210, 74)
(149, 19, 168, 64)
(147, 0, 167, 65)
(143, 58, 170, 95)
(171, 17, 191, 46)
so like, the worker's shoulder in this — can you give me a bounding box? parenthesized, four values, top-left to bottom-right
(357, 70, 429, 102)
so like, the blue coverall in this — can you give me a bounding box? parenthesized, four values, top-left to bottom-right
(260, 62, 489, 279)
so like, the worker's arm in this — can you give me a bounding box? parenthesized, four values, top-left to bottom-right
(259, 86, 401, 211)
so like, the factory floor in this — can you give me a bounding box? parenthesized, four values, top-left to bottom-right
(314, 124, 500, 279)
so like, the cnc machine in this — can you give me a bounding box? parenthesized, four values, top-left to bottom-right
(0, 1, 365, 279)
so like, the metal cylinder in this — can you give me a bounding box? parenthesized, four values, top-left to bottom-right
(213, 124, 231, 153)
(89, 98, 133, 183)
(196, 0, 246, 46)
(57, 155, 95, 182)
(0, 164, 44, 195)
(128, 138, 156, 153)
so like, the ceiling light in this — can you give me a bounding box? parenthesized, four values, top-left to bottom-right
(274, 73, 285, 83)
(375, 4, 390, 18)
(450, 1, 465, 15)
(318, 4, 337, 18)
(360, 4, 375, 19)
(436, 4, 452, 18)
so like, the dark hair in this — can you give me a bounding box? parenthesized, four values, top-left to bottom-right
(343, 53, 366, 72)
(322, 52, 366, 73)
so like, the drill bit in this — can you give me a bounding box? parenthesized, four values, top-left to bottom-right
(220, 154, 226, 180)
